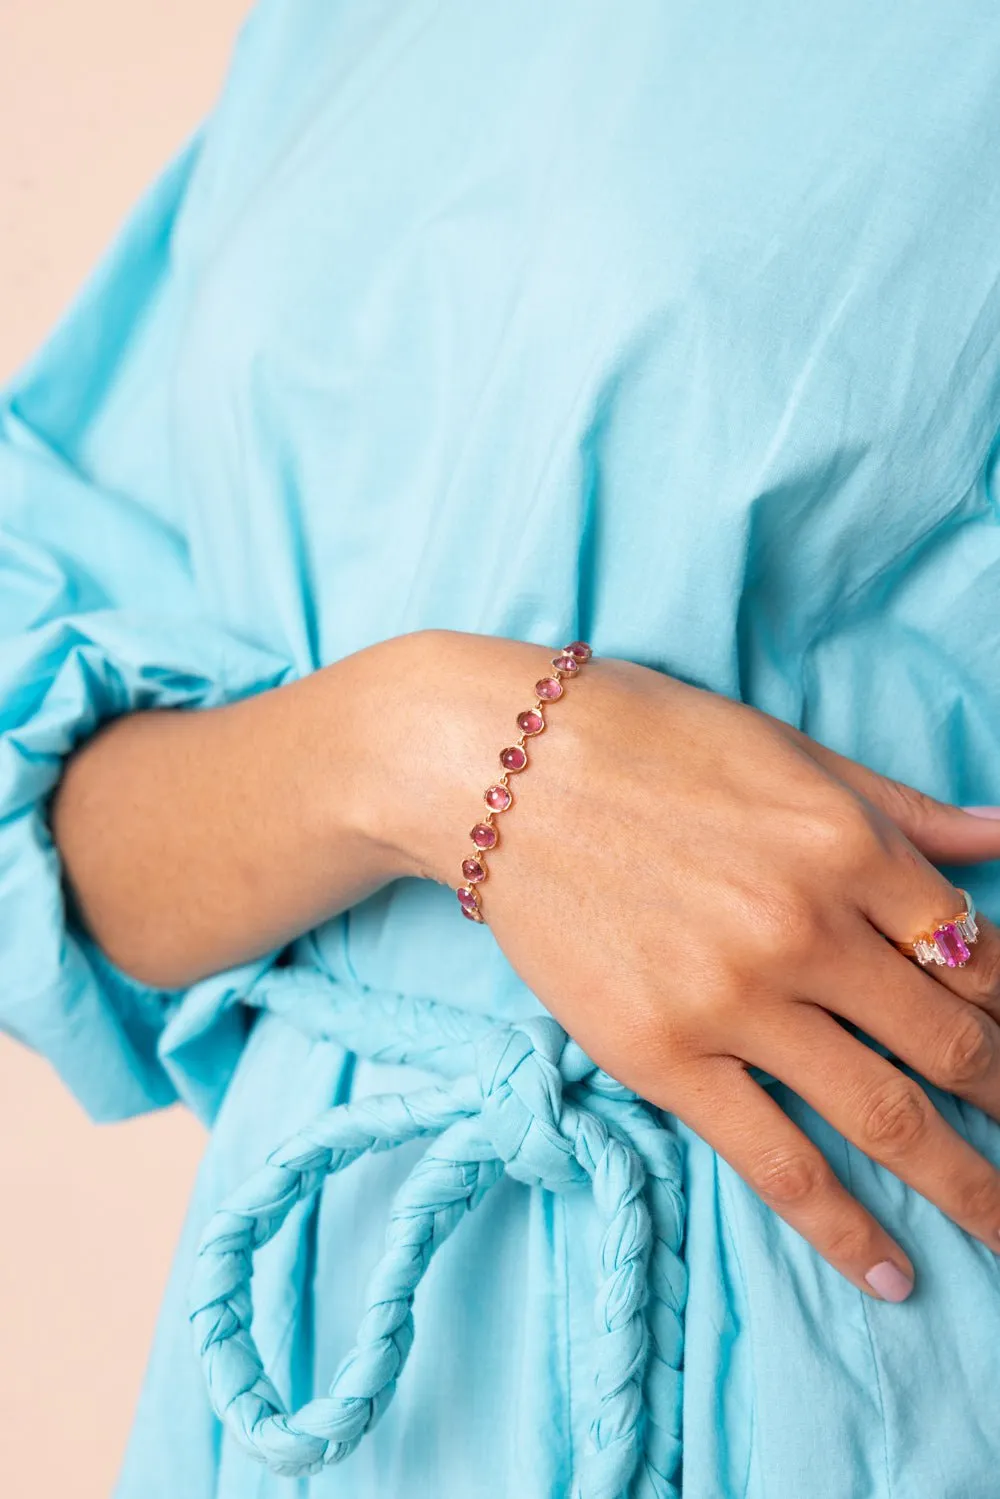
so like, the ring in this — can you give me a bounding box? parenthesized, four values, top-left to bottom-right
(895, 888, 979, 969)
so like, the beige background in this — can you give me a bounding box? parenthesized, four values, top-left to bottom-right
(0, 5, 250, 1496)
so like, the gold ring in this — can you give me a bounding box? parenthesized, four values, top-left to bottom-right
(894, 888, 978, 969)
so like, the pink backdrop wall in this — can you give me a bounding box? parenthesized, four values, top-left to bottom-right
(0, 6, 249, 1495)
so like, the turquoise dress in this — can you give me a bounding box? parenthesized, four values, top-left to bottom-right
(4, 3, 1000, 1494)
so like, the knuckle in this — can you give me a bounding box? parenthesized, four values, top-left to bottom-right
(858, 1077, 932, 1157)
(879, 777, 937, 832)
(935, 1011, 997, 1090)
(822, 1219, 881, 1268)
(953, 1172, 1000, 1225)
(748, 1146, 828, 1206)
(800, 800, 878, 869)
(964, 938, 1000, 1005)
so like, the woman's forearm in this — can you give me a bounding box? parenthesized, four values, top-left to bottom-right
(50, 627, 546, 989)
(49, 615, 1000, 1300)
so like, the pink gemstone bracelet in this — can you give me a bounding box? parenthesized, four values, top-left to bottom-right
(455, 640, 593, 925)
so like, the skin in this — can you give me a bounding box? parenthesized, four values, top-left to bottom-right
(51, 627, 1000, 1299)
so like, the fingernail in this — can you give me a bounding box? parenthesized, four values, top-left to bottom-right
(962, 805, 1000, 820)
(864, 1260, 914, 1302)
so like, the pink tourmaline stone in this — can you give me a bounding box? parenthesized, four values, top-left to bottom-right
(471, 822, 498, 849)
(462, 857, 486, 883)
(456, 885, 479, 912)
(551, 653, 579, 673)
(933, 922, 971, 967)
(460, 902, 483, 922)
(485, 784, 512, 811)
(517, 709, 544, 735)
(535, 676, 563, 701)
(500, 745, 527, 772)
(564, 641, 592, 661)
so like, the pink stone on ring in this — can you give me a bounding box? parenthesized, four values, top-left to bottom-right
(933, 922, 971, 968)
(904, 889, 979, 968)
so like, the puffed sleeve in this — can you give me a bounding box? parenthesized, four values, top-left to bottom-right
(0, 130, 297, 1126)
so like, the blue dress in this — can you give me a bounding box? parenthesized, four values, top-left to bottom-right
(3, 3, 1000, 1494)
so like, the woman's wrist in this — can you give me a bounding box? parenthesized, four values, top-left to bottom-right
(342, 627, 582, 893)
(51, 624, 599, 990)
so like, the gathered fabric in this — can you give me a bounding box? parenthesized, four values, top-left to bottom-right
(189, 967, 686, 1498)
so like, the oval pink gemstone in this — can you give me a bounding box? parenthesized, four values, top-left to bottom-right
(563, 641, 592, 661)
(500, 745, 527, 772)
(933, 922, 971, 967)
(535, 676, 563, 701)
(460, 901, 484, 922)
(456, 885, 480, 912)
(517, 709, 544, 735)
(462, 857, 486, 883)
(551, 653, 579, 673)
(485, 784, 512, 811)
(471, 822, 498, 849)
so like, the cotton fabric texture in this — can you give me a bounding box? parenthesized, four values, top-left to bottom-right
(3, 2, 1000, 1495)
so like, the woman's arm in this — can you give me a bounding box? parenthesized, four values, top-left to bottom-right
(52, 624, 1000, 1299)
(50, 626, 539, 988)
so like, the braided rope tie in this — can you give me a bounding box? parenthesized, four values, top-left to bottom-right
(187, 968, 686, 1497)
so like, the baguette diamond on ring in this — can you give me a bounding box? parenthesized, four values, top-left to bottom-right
(897, 888, 979, 968)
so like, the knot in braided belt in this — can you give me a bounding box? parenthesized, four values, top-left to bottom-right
(187, 966, 687, 1498)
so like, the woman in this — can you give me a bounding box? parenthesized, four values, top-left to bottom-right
(3, 2, 1000, 1494)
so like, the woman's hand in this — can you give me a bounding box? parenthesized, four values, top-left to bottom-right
(384, 633, 1000, 1301)
(57, 623, 1000, 1299)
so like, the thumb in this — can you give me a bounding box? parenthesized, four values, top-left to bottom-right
(792, 733, 1000, 866)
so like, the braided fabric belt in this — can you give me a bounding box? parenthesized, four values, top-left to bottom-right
(186, 965, 687, 1499)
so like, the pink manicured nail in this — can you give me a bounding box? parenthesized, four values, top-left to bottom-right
(962, 806, 1000, 820)
(864, 1260, 914, 1302)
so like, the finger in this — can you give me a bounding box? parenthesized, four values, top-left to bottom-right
(784, 724, 1000, 867)
(742, 1003, 1000, 1255)
(812, 922, 1000, 1105)
(891, 910, 1000, 1022)
(666, 1055, 915, 1301)
(847, 820, 1000, 1016)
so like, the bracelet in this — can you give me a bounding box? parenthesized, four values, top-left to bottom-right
(455, 640, 593, 924)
